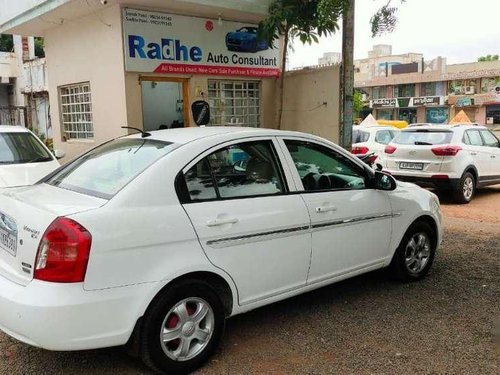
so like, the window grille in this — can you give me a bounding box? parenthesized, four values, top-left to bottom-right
(207, 80, 260, 127)
(59, 82, 93, 139)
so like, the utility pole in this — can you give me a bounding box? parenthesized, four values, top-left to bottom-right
(340, 0, 355, 150)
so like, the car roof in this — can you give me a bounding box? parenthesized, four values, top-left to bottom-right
(123, 126, 312, 144)
(0, 125, 30, 133)
(401, 124, 487, 132)
(353, 125, 399, 131)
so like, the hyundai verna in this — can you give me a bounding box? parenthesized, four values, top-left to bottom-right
(0, 127, 442, 374)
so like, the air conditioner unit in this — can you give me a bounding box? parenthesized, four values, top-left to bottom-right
(465, 86, 475, 94)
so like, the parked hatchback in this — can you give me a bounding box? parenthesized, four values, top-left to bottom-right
(0, 125, 64, 187)
(384, 124, 500, 203)
(0, 127, 442, 374)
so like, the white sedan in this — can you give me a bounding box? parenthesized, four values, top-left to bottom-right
(0, 127, 442, 374)
(0, 125, 64, 187)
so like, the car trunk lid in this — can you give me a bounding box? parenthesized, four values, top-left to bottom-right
(385, 129, 453, 173)
(0, 183, 106, 286)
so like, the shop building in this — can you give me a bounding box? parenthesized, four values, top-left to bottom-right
(0, 0, 284, 160)
(355, 46, 500, 125)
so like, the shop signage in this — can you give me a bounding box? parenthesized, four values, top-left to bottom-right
(123, 8, 280, 77)
(412, 96, 442, 106)
(370, 98, 397, 108)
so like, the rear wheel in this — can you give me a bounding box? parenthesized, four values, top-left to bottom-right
(140, 280, 225, 374)
(390, 221, 436, 282)
(453, 171, 475, 204)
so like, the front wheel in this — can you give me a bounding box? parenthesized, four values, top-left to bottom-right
(453, 171, 475, 204)
(140, 280, 225, 374)
(390, 221, 436, 282)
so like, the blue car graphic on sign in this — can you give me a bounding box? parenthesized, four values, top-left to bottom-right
(225, 27, 269, 53)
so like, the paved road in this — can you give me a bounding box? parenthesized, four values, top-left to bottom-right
(1, 187, 499, 374)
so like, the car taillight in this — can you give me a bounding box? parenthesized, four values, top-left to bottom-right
(34, 217, 92, 283)
(385, 145, 397, 154)
(351, 146, 369, 155)
(431, 145, 462, 156)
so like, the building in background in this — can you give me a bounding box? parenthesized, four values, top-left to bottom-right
(0, 0, 284, 160)
(318, 52, 341, 66)
(354, 45, 500, 125)
(0, 34, 50, 137)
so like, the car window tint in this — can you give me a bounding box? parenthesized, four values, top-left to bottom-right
(0, 132, 52, 164)
(285, 140, 366, 191)
(352, 129, 370, 143)
(375, 130, 394, 145)
(462, 131, 471, 145)
(46, 139, 175, 199)
(393, 131, 452, 145)
(184, 141, 285, 201)
(480, 130, 500, 147)
(466, 130, 483, 146)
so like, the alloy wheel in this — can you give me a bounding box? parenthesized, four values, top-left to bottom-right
(404, 232, 431, 275)
(160, 297, 215, 362)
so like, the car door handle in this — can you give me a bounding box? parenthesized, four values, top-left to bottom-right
(470, 152, 477, 156)
(315, 206, 337, 213)
(206, 217, 239, 227)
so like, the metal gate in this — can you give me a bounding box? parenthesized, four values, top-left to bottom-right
(0, 106, 27, 126)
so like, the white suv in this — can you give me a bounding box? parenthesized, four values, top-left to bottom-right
(351, 125, 399, 162)
(384, 124, 500, 203)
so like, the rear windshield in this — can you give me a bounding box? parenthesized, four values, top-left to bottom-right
(352, 129, 370, 143)
(0, 132, 52, 164)
(45, 138, 176, 199)
(393, 130, 453, 145)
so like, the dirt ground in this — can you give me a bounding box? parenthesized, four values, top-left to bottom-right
(0, 186, 499, 375)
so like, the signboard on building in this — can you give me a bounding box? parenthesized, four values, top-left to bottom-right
(370, 98, 397, 108)
(122, 8, 280, 77)
(411, 96, 442, 106)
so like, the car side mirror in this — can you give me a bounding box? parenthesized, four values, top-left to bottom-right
(375, 171, 397, 191)
(54, 149, 66, 160)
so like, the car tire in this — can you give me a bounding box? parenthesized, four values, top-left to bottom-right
(453, 171, 475, 204)
(140, 280, 225, 374)
(389, 221, 436, 282)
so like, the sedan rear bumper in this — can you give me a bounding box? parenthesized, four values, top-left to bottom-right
(0, 274, 157, 351)
(391, 174, 460, 190)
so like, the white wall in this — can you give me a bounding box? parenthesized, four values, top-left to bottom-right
(44, 4, 127, 161)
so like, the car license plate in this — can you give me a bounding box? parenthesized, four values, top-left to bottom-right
(399, 162, 424, 170)
(0, 212, 17, 257)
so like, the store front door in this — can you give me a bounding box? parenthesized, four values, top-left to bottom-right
(140, 78, 189, 131)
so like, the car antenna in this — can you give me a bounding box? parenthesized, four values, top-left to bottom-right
(121, 126, 151, 138)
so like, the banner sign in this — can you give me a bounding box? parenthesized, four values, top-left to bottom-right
(123, 8, 280, 77)
(411, 96, 442, 106)
(371, 96, 444, 108)
(370, 98, 397, 108)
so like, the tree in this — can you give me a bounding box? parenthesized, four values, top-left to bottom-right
(258, 0, 344, 129)
(352, 90, 365, 117)
(0, 34, 14, 52)
(478, 54, 499, 62)
(370, 0, 405, 37)
(34, 37, 45, 58)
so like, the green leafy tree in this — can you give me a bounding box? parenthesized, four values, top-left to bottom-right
(370, 0, 406, 37)
(258, 0, 344, 129)
(353, 90, 365, 118)
(0, 34, 14, 52)
(478, 54, 499, 62)
(34, 37, 45, 58)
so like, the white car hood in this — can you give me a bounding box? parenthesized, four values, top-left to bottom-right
(0, 161, 60, 187)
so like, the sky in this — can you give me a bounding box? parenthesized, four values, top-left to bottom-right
(288, 0, 500, 68)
